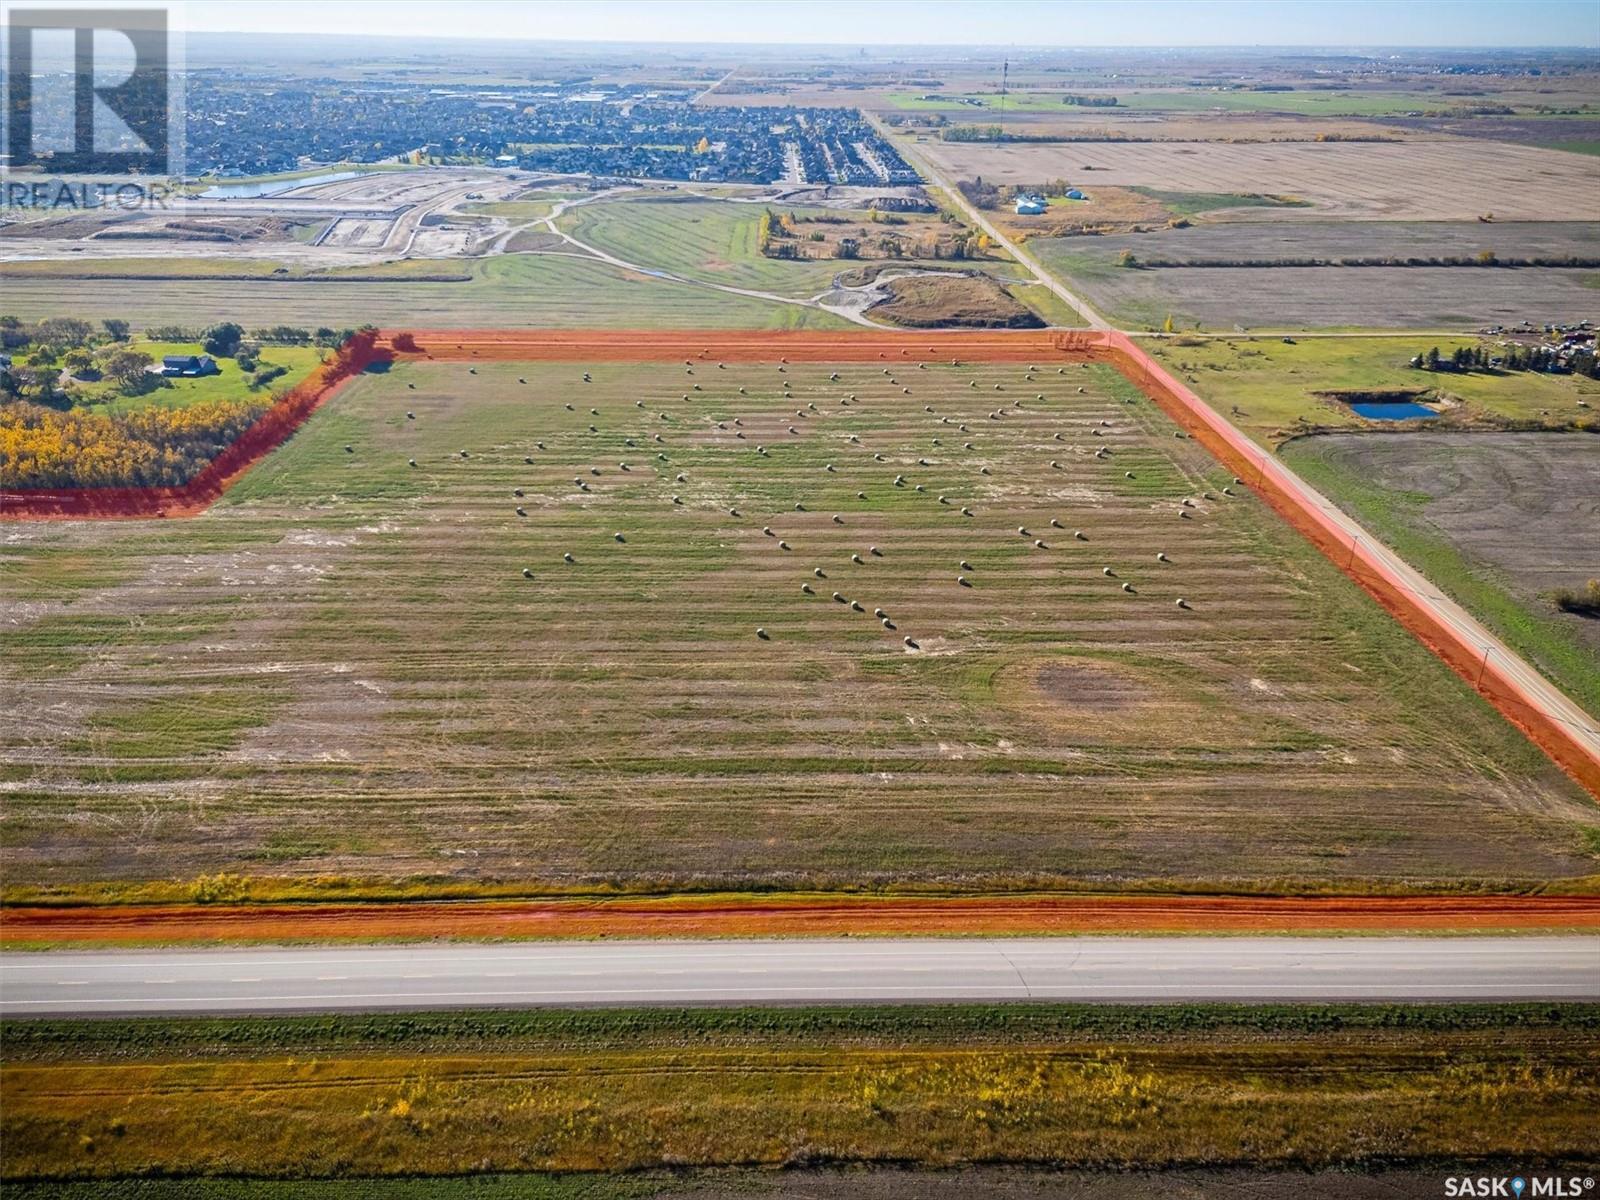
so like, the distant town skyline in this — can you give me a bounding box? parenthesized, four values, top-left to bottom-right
(178, 0, 1600, 48)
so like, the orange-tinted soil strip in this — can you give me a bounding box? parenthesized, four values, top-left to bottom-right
(4, 895, 1597, 945)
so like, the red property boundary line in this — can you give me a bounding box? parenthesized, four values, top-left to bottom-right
(4, 326, 1596, 799)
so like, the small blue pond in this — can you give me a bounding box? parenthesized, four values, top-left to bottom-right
(1350, 402, 1436, 421)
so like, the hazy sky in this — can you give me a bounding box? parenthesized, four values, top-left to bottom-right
(176, 0, 1600, 48)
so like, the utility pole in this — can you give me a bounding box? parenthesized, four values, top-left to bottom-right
(999, 58, 1009, 126)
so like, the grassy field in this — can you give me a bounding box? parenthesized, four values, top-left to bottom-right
(4, 1004, 1596, 1180)
(2, 355, 1594, 896)
(1142, 335, 1600, 446)
(72, 342, 326, 415)
(0, 254, 847, 331)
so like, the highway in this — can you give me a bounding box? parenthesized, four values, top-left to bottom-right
(2, 937, 1595, 1016)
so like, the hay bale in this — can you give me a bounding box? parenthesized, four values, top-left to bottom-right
(903, 636, 919, 649)
(874, 607, 887, 619)
(516, 506, 528, 517)
(779, 540, 791, 550)
(1121, 582, 1135, 593)
(851, 553, 863, 564)
(730, 507, 741, 517)
(851, 600, 864, 612)
(514, 488, 525, 498)
(563, 553, 575, 563)
(1017, 526, 1028, 536)
(1175, 597, 1189, 609)
(1074, 530, 1088, 541)
(1102, 567, 1115, 577)
(1034, 539, 1047, 549)
(408, 458, 417, 468)
(802, 583, 814, 594)
(763, 526, 774, 537)
(959, 560, 973, 571)
(957, 575, 972, 587)
(345, 444, 354, 454)
(756, 627, 770, 640)
(522, 568, 534, 579)
(614, 532, 626, 543)
(814, 568, 827, 578)
(832, 591, 846, 603)
(832, 514, 845, 525)
(1156, 552, 1169, 563)
(673, 495, 683, 505)
(1049, 518, 1062, 529)
(406, 411, 415, 419)
(960, 507, 973, 517)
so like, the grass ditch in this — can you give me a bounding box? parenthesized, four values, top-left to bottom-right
(5, 1004, 1597, 1179)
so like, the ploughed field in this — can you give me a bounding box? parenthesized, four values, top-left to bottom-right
(3, 357, 1594, 891)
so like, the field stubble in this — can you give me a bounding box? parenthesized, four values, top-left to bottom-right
(1, 356, 1595, 893)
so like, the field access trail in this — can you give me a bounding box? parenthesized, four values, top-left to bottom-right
(3, 937, 1595, 1015)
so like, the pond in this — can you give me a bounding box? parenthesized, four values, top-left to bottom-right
(198, 169, 380, 199)
(1350, 401, 1437, 421)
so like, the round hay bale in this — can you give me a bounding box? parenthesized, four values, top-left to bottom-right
(563, 553, 575, 563)
(960, 507, 973, 517)
(802, 583, 814, 594)
(515, 507, 527, 517)
(851, 600, 864, 612)
(1175, 597, 1189, 609)
(756, 627, 770, 640)
(832, 591, 846, 603)
(957, 575, 971, 587)
(514, 488, 525, 498)
(1049, 518, 1062, 529)
(614, 532, 626, 543)
(522, 568, 534, 579)
(1074, 530, 1088, 541)
(1121, 582, 1135, 593)
(832, 514, 844, 525)
(959, 560, 973, 571)
(345, 444, 354, 454)
(814, 567, 827, 578)
(1156, 551, 1169, 563)
(779, 540, 791, 550)
(903, 636, 919, 649)
(406, 411, 415, 419)
(851, 553, 863, 564)
(408, 458, 417, 468)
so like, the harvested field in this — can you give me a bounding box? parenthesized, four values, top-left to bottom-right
(870, 272, 1045, 328)
(2, 348, 1594, 893)
(1039, 261, 1598, 331)
(921, 138, 1600, 222)
(1283, 432, 1600, 720)
(1032, 220, 1600, 328)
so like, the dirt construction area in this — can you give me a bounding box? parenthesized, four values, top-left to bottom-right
(922, 139, 1600, 222)
(3, 340, 1596, 894)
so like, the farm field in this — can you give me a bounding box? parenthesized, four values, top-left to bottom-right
(1030, 220, 1600, 329)
(0, 253, 848, 332)
(4, 1004, 1596, 1180)
(3, 353, 1595, 896)
(1141, 334, 1600, 446)
(918, 138, 1600, 221)
(1281, 433, 1600, 721)
(1034, 260, 1599, 331)
(884, 88, 1579, 118)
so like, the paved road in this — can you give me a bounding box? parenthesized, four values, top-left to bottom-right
(3, 937, 1594, 1016)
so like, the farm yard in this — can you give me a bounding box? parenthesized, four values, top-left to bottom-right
(3, 346, 1595, 897)
(921, 138, 1600, 222)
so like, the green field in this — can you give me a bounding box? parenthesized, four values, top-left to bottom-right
(2, 355, 1594, 897)
(4, 1004, 1595, 1181)
(1143, 334, 1600, 447)
(69, 341, 325, 415)
(0, 253, 847, 331)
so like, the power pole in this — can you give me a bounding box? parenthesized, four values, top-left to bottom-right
(999, 58, 1009, 126)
